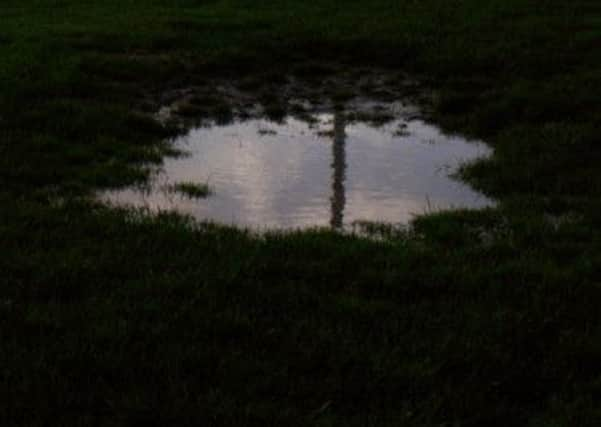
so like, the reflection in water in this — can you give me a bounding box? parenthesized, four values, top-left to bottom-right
(101, 112, 494, 230)
(330, 110, 347, 229)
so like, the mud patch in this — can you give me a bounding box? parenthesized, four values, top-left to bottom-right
(151, 67, 428, 129)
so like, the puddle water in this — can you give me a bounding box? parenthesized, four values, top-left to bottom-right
(102, 111, 493, 230)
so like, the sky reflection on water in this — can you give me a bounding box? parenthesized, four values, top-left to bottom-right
(102, 112, 493, 230)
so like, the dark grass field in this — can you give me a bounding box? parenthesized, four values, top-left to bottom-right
(2, 1, 601, 425)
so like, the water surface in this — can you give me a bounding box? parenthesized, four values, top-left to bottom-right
(103, 112, 492, 230)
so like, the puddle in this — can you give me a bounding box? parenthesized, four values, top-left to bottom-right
(102, 106, 493, 231)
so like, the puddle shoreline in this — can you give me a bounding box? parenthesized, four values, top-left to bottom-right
(101, 98, 493, 231)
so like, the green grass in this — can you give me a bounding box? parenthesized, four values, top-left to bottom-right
(1, 0, 601, 425)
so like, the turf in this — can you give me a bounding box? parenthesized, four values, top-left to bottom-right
(1, 1, 601, 425)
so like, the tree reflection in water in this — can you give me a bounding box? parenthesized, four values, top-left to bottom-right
(330, 109, 347, 229)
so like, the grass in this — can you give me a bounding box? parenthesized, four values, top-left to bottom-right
(1, 0, 601, 425)
(169, 182, 212, 198)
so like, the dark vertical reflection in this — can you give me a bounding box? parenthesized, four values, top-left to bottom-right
(330, 109, 347, 229)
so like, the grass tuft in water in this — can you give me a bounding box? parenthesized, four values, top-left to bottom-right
(168, 182, 212, 198)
